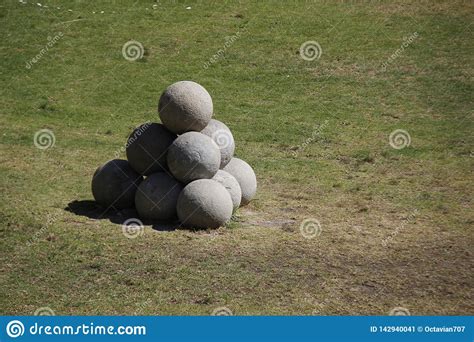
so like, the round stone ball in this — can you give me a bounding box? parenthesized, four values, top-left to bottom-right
(126, 122, 176, 176)
(158, 81, 213, 134)
(135, 172, 183, 221)
(91, 159, 143, 210)
(201, 119, 235, 168)
(212, 170, 241, 210)
(223, 157, 257, 206)
(167, 132, 221, 184)
(177, 179, 233, 229)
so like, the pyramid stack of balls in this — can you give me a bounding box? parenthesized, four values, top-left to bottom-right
(91, 81, 257, 229)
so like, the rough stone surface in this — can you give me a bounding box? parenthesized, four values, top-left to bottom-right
(158, 81, 213, 134)
(167, 132, 221, 183)
(135, 172, 183, 221)
(212, 170, 241, 210)
(177, 179, 233, 229)
(201, 119, 235, 168)
(91, 159, 142, 209)
(126, 122, 176, 176)
(223, 157, 257, 206)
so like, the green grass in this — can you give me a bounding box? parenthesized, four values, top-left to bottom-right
(1, 0, 473, 315)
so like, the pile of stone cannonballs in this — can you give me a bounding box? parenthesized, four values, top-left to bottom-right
(91, 81, 257, 229)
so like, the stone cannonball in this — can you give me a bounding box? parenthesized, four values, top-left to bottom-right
(212, 170, 241, 210)
(158, 81, 213, 134)
(126, 122, 176, 176)
(167, 132, 221, 184)
(223, 157, 257, 206)
(91, 159, 143, 209)
(201, 119, 235, 168)
(177, 179, 233, 229)
(135, 172, 183, 221)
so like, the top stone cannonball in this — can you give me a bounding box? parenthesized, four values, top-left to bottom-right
(177, 179, 233, 229)
(167, 132, 221, 184)
(135, 172, 183, 221)
(223, 157, 257, 206)
(212, 170, 241, 210)
(158, 81, 213, 134)
(201, 119, 235, 168)
(91, 159, 142, 210)
(126, 122, 176, 176)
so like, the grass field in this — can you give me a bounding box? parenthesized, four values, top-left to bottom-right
(1, 0, 473, 315)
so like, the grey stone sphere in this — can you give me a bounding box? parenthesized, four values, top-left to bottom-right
(223, 157, 257, 206)
(201, 119, 235, 168)
(177, 179, 233, 229)
(212, 170, 241, 210)
(126, 122, 176, 176)
(135, 172, 183, 221)
(167, 132, 221, 184)
(158, 81, 213, 134)
(91, 159, 143, 209)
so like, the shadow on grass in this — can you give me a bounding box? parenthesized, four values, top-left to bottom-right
(65, 200, 178, 232)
